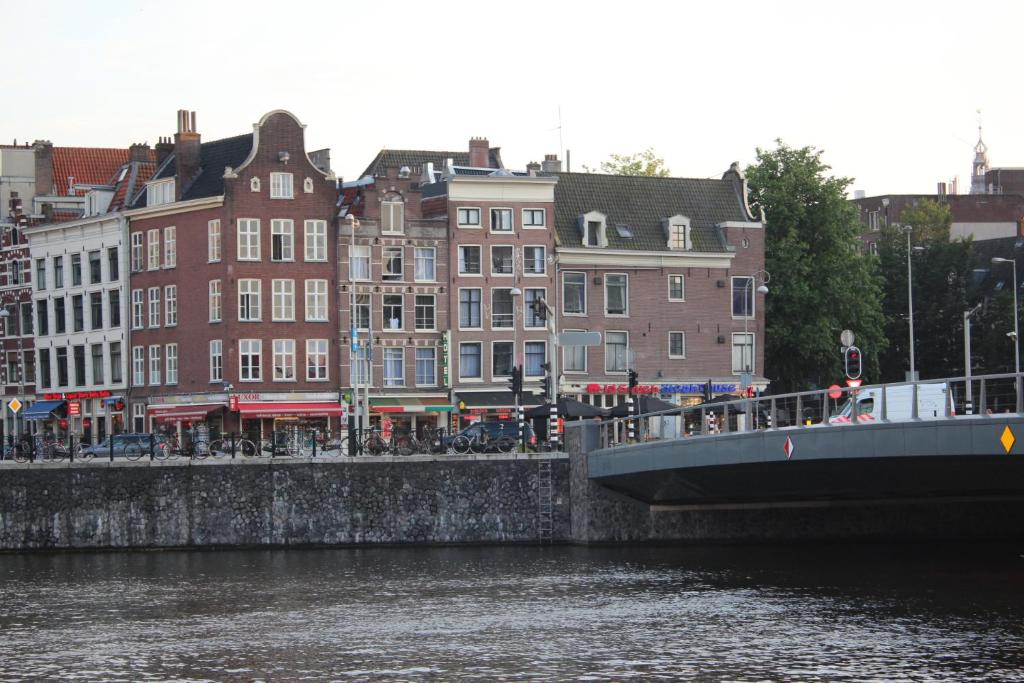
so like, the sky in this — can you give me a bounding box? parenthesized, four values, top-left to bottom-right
(6, 0, 1024, 196)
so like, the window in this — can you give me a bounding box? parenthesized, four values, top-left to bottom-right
(414, 247, 435, 281)
(38, 348, 51, 389)
(459, 342, 482, 379)
(306, 339, 328, 381)
(354, 294, 370, 330)
(163, 226, 176, 267)
(210, 340, 223, 382)
(381, 196, 404, 233)
(525, 341, 546, 377)
(238, 279, 261, 321)
(459, 288, 481, 328)
(732, 333, 754, 373)
(382, 247, 403, 282)
(90, 292, 103, 329)
(491, 245, 513, 275)
(271, 219, 294, 261)
(563, 272, 586, 315)
(165, 285, 177, 326)
(208, 220, 222, 262)
(458, 207, 481, 227)
(732, 276, 754, 317)
(605, 331, 628, 373)
(131, 289, 143, 329)
(523, 209, 545, 228)
(237, 218, 261, 260)
(350, 245, 370, 280)
(147, 229, 160, 270)
(305, 279, 328, 321)
(34, 259, 46, 290)
(490, 208, 513, 232)
(107, 247, 119, 281)
(240, 339, 262, 381)
(54, 297, 66, 334)
(130, 233, 142, 272)
(272, 279, 295, 321)
(351, 346, 370, 386)
(72, 295, 84, 332)
(109, 290, 120, 327)
(383, 294, 403, 330)
(149, 344, 161, 385)
(16, 302, 30, 336)
(524, 246, 546, 275)
(71, 254, 82, 286)
(148, 287, 160, 328)
(110, 342, 122, 384)
(868, 211, 880, 231)
(869, 241, 878, 256)
(668, 275, 685, 301)
(458, 245, 481, 275)
(669, 332, 686, 358)
(492, 289, 514, 329)
(166, 343, 178, 384)
(383, 348, 404, 386)
(146, 179, 174, 206)
(304, 220, 327, 261)
(587, 221, 602, 247)
(668, 223, 690, 250)
(132, 346, 145, 386)
(415, 348, 436, 386)
(53, 256, 64, 288)
(273, 339, 295, 381)
(605, 274, 628, 316)
(415, 295, 435, 330)
(36, 300, 48, 336)
(73, 345, 86, 386)
(56, 347, 68, 387)
(492, 341, 513, 377)
(88, 251, 102, 284)
(270, 172, 294, 199)
(209, 280, 222, 322)
(563, 332, 586, 373)
(525, 288, 546, 328)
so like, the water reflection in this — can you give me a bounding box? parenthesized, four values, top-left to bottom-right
(0, 543, 1022, 681)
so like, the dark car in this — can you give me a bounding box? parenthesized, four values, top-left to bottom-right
(443, 421, 536, 452)
(79, 433, 170, 459)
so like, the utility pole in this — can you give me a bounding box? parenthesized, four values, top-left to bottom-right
(964, 303, 983, 414)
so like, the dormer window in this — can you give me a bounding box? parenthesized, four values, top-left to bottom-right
(381, 193, 405, 234)
(662, 214, 692, 250)
(147, 179, 175, 207)
(250, 177, 261, 192)
(578, 211, 607, 248)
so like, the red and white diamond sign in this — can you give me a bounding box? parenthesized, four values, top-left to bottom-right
(784, 436, 795, 460)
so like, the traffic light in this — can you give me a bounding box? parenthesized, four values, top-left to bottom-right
(703, 380, 713, 402)
(628, 369, 639, 392)
(508, 365, 522, 397)
(844, 346, 862, 380)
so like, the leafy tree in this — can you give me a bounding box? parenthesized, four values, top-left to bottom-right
(585, 148, 671, 177)
(745, 141, 887, 392)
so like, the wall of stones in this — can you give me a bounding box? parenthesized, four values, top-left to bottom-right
(0, 456, 570, 550)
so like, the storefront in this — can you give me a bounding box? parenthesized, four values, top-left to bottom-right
(452, 390, 541, 432)
(229, 392, 345, 443)
(22, 399, 67, 437)
(35, 391, 127, 444)
(367, 396, 453, 439)
(144, 393, 230, 442)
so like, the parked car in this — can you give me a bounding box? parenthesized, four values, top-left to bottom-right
(443, 421, 536, 452)
(79, 433, 170, 458)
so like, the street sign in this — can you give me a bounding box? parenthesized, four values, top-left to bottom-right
(558, 331, 602, 346)
(827, 384, 842, 400)
(840, 329, 855, 347)
(7, 398, 21, 414)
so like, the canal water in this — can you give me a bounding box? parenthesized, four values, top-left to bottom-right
(0, 542, 1022, 681)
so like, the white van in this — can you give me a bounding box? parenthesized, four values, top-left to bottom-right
(829, 383, 954, 424)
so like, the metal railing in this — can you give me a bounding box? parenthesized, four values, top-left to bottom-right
(596, 371, 1024, 450)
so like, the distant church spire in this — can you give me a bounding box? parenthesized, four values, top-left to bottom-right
(971, 110, 989, 194)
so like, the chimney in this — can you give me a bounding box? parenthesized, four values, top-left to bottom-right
(937, 182, 947, 198)
(853, 189, 866, 199)
(32, 140, 54, 196)
(155, 136, 174, 167)
(173, 110, 201, 199)
(308, 148, 332, 175)
(526, 161, 541, 176)
(469, 137, 490, 167)
(129, 143, 151, 163)
(541, 154, 561, 173)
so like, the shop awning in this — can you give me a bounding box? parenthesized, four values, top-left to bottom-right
(147, 404, 224, 423)
(103, 396, 125, 407)
(237, 402, 344, 418)
(23, 400, 67, 420)
(369, 397, 454, 413)
(455, 391, 542, 409)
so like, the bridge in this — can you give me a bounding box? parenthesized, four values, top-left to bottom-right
(566, 373, 1024, 543)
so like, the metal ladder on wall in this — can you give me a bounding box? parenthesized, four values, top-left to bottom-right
(537, 459, 554, 543)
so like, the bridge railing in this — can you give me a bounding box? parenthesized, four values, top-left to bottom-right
(594, 371, 1024, 450)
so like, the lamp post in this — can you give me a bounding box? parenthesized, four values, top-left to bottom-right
(742, 270, 770, 430)
(510, 286, 522, 452)
(346, 215, 363, 451)
(963, 303, 983, 414)
(992, 257, 1020, 409)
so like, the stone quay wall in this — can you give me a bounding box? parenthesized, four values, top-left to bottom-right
(0, 456, 570, 551)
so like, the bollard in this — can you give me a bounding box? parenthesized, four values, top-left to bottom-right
(311, 431, 317, 458)
(69, 433, 75, 463)
(149, 433, 155, 461)
(110, 435, 115, 462)
(231, 432, 237, 459)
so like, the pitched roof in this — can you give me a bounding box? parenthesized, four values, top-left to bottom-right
(51, 147, 149, 196)
(108, 161, 157, 212)
(552, 172, 749, 252)
(132, 134, 253, 207)
(360, 147, 503, 179)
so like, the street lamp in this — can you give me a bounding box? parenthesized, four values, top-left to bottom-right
(742, 270, 770, 378)
(346, 214, 364, 448)
(510, 286, 522, 451)
(992, 257, 1020, 409)
(904, 227, 927, 381)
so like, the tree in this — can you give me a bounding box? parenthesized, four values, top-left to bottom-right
(745, 141, 887, 392)
(585, 148, 671, 177)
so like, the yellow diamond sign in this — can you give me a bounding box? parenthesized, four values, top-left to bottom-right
(1000, 425, 1016, 454)
(7, 398, 22, 414)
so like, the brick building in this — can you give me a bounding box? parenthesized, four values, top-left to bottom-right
(125, 110, 339, 442)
